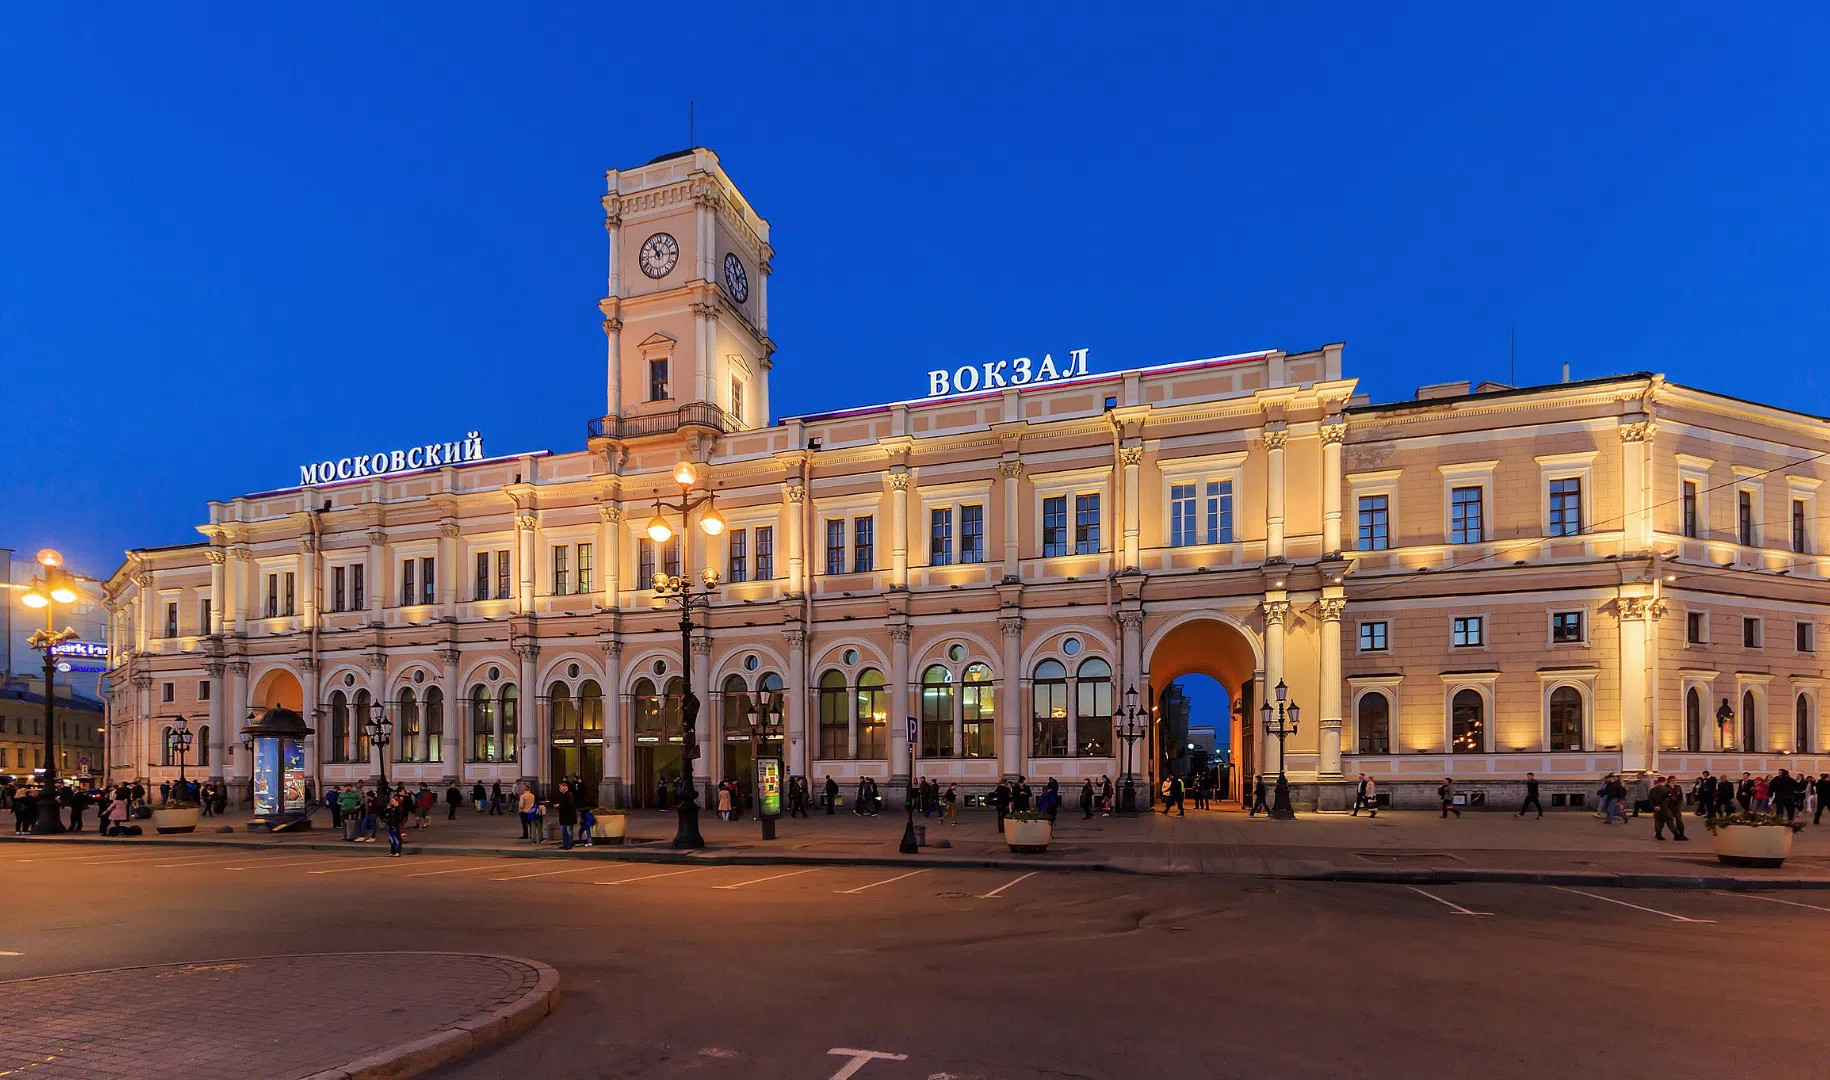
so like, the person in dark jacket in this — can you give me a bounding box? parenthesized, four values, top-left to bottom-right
(991, 780, 1011, 829)
(823, 775, 838, 815)
(1249, 774, 1269, 817)
(445, 783, 464, 820)
(384, 791, 410, 856)
(490, 781, 505, 815)
(1772, 769, 1799, 821)
(1736, 773, 1754, 813)
(1816, 773, 1830, 825)
(556, 781, 579, 850)
(1079, 779, 1095, 820)
(1518, 772, 1543, 819)
(1694, 771, 1715, 818)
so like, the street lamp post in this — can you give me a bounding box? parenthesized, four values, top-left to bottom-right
(1258, 679, 1301, 821)
(648, 460, 726, 850)
(744, 694, 784, 840)
(17, 549, 80, 835)
(169, 716, 194, 793)
(1114, 684, 1146, 814)
(367, 705, 394, 788)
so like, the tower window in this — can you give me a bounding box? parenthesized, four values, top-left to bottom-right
(649, 358, 669, 402)
(730, 377, 745, 423)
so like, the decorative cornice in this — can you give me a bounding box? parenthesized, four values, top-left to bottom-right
(233, 547, 253, 561)
(782, 629, 807, 649)
(602, 317, 623, 335)
(131, 674, 153, 691)
(298, 536, 318, 554)
(1618, 418, 1656, 443)
(228, 661, 250, 677)
(1114, 611, 1144, 632)
(785, 484, 806, 504)
(363, 650, 388, 671)
(367, 530, 387, 547)
(599, 640, 623, 659)
(298, 657, 319, 673)
(203, 661, 226, 678)
(689, 635, 713, 656)
(513, 642, 540, 662)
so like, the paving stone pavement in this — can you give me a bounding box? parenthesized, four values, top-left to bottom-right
(0, 952, 555, 1080)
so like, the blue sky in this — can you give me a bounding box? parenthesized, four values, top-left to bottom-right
(4, 2, 1827, 581)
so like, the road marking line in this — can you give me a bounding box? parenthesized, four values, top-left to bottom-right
(827, 1048, 908, 1079)
(979, 871, 1038, 899)
(596, 867, 711, 886)
(406, 862, 507, 878)
(836, 868, 930, 895)
(0, 951, 21, 956)
(223, 858, 328, 871)
(152, 855, 253, 868)
(491, 865, 601, 881)
(307, 858, 448, 875)
(1405, 886, 1493, 916)
(1552, 886, 1715, 923)
(1714, 890, 1830, 913)
(714, 867, 820, 890)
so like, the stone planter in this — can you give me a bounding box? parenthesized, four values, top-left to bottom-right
(1003, 817, 1053, 854)
(1712, 824, 1794, 868)
(590, 814, 628, 844)
(150, 806, 201, 835)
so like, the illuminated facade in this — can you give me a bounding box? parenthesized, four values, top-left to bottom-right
(103, 149, 1830, 808)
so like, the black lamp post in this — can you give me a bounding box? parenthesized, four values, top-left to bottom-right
(170, 716, 194, 792)
(1114, 684, 1146, 814)
(744, 693, 785, 840)
(1716, 698, 1735, 749)
(647, 459, 726, 851)
(1258, 679, 1300, 820)
(17, 548, 80, 835)
(366, 705, 394, 788)
(240, 727, 255, 806)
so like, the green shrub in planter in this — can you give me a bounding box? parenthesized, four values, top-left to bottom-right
(1703, 812, 1804, 833)
(1004, 811, 1049, 821)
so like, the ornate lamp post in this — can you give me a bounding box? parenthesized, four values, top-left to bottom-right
(647, 459, 726, 850)
(16, 548, 81, 834)
(744, 693, 785, 840)
(366, 704, 394, 788)
(1114, 684, 1146, 814)
(1258, 679, 1301, 820)
(168, 716, 195, 792)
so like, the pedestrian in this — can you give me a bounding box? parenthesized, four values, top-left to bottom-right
(1627, 773, 1650, 818)
(1603, 774, 1628, 824)
(1804, 774, 1819, 821)
(1100, 775, 1114, 816)
(1439, 776, 1461, 818)
(992, 779, 1011, 829)
(717, 781, 734, 822)
(518, 784, 538, 840)
(557, 780, 578, 850)
(1752, 774, 1772, 815)
(1249, 774, 1269, 817)
(1159, 776, 1174, 815)
(790, 776, 808, 818)
(1695, 771, 1715, 819)
(1737, 772, 1754, 813)
(865, 777, 881, 815)
(212, 783, 227, 816)
(945, 782, 959, 824)
(655, 776, 669, 812)
(1352, 773, 1373, 816)
(384, 791, 408, 856)
(1080, 779, 1095, 820)
(1169, 775, 1185, 817)
(1045, 776, 1061, 821)
(104, 789, 131, 837)
(470, 781, 486, 813)
(1652, 775, 1688, 841)
(823, 775, 838, 815)
(1717, 775, 1736, 816)
(489, 781, 505, 815)
(337, 785, 362, 840)
(1773, 769, 1798, 821)
(1013, 777, 1031, 813)
(361, 789, 381, 840)
(1518, 772, 1543, 819)
(445, 782, 463, 820)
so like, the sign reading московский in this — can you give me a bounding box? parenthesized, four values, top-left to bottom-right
(297, 432, 487, 487)
(926, 348, 1090, 398)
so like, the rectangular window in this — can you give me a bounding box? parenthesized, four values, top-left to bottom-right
(199, 680, 211, 701)
(1452, 616, 1484, 647)
(1450, 486, 1484, 544)
(1738, 490, 1754, 546)
(1206, 480, 1234, 544)
(1682, 481, 1699, 539)
(728, 529, 748, 583)
(730, 376, 744, 424)
(1074, 493, 1100, 554)
(1744, 617, 1762, 648)
(1042, 496, 1067, 558)
(475, 553, 489, 600)
(400, 559, 416, 606)
(284, 572, 296, 615)
(199, 598, 211, 632)
(352, 563, 365, 610)
(552, 545, 569, 595)
(930, 508, 954, 566)
(161, 682, 174, 703)
(663, 536, 680, 578)
(164, 602, 178, 638)
(420, 557, 435, 605)
(825, 519, 845, 575)
(639, 540, 656, 589)
(1548, 478, 1583, 537)
(1794, 499, 1808, 554)
(853, 515, 875, 573)
(1169, 483, 1197, 547)
(265, 574, 278, 618)
(1798, 621, 1815, 653)
(1687, 611, 1706, 644)
(960, 505, 984, 562)
(1551, 611, 1584, 644)
(495, 550, 510, 599)
(1358, 621, 1388, 651)
(755, 526, 774, 580)
(649, 358, 668, 401)
(1357, 495, 1390, 551)
(333, 565, 347, 612)
(576, 543, 592, 593)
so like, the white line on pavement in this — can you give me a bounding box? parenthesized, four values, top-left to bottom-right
(1714, 890, 1830, 913)
(491, 864, 602, 881)
(307, 858, 451, 875)
(714, 867, 820, 890)
(596, 866, 712, 886)
(152, 855, 254, 868)
(978, 871, 1038, 899)
(0, 951, 21, 957)
(826, 1048, 908, 1079)
(222, 858, 328, 871)
(1405, 887, 1493, 917)
(405, 862, 506, 878)
(1552, 886, 1715, 923)
(836, 869, 930, 895)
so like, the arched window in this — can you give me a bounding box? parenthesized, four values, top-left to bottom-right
(354, 689, 373, 762)
(470, 684, 494, 761)
(722, 674, 752, 740)
(1685, 688, 1702, 752)
(425, 686, 444, 762)
(549, 683, 575, 739)
(578, 680, 602, 735)
(196, 725, 210, 767)
(856, 668, 887, 759)
(1357, 693, 1390, 754)
(398, 688, 420, 762)
(329, 690, 350, 763)
(757, 671, 784, 713)
(161, 726, 176, 767)
(920, 665, 954, 758)
(818, 670, 849, 759)
(1032, 659, 1068, 757)
(1742, 690, 1757, 752)
(962, 662, 996, 758)
(501, 685, 519, 762)
(1798, 694, 1812, 754)
(632, 677, 661, 740)
(1548, 686, 1583, 752)
(662, 677, 684, 742)
(1450, 688, 1484, 753)
(1076, 658, 1113, 756)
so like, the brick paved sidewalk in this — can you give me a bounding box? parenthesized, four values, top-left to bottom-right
(0, 952, 557, 1080)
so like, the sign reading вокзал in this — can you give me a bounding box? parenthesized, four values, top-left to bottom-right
(926, 348, 1090, 398)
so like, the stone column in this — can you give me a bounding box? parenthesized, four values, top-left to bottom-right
(599, 506, 622, 609)
(1618, 595, 1655, 774)
(207, 551, 227, 635)
(515, 515, 538, 616)
(227, 661, 250, 793)
(1620, 417, 1655, 552)
(1117, 610, 1144, 788)
(785, 483, 806, 595)
(439, 648, 462, 783)
(204, 660, 226, 782)
(134, 572, 152, 652)
(690, 633, 713, 805)
(1321, 418, 1346, 555)
(132, 673, 153, 779)
(439, 522, 460, 620)
(1264, 427, 1289, 561)
(889, 623, 911, 785)
(514, 641, 540, 786)
(784, 629, 808, 780)
(1317, 597, 1346, 778)
(600, 639, 622, 805)
(1261, 600, 1289, 776)
(1120, 446, 1143, 570)
(231, 548, 251, 633)
(1000, 459, 1023, 581)
(691, 300, 716, 404)
(366, 531, 386, 624)
(298, 536, 318, 628)
(297, 657, 319, 789)
(889, 470, 911, 589)
(999, 616, 1024, 775)
(603, 315, 623, 419)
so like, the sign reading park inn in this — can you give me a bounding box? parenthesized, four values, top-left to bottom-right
(298, 431, 486, 487)
(926, 348, 1091, 398)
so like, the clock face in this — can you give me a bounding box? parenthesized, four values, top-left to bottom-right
(723, 252, 749, 303)
(638, 233, 679, 279)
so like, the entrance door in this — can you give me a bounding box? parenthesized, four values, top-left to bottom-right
(723, 741, 753, 812)
(634, 745, 683, 808)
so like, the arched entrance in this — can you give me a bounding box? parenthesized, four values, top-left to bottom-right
(1146, 617, 1260, 805)
(251, 668, 304, 712)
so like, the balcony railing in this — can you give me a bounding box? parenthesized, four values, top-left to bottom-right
(588, 403, 740, 441)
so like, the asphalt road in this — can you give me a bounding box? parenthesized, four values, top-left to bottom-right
(1, 843, 1825, 1079)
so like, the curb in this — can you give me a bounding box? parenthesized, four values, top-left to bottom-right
(1287, 867, 1830, 890)
(290, 954, 558, 1080)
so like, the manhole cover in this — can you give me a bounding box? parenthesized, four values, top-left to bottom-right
(935, 891, 971, 899)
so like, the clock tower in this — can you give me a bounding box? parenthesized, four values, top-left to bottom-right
(598, 148, 773, 434)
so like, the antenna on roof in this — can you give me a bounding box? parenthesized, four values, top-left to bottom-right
(689, 100, 695, 147)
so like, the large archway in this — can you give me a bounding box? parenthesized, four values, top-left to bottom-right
(1146, 617, 1260, 804)
(251, 668, 305, 712)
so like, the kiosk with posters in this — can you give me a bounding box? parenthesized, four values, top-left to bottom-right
(241, 706, 314, 832)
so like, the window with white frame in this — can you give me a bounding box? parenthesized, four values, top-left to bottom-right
(728, 528, 749, 583)
(1358, 621, 1388, 652)
(755, 526, 774, 579)
(1676, 455, 1713, 540)
(1452, 615, 1484, 647)
(1550, 610, 1585, 645)
(1160, 453, 1244, 549)
(1738, 489, 1755, 546)
(1682, 481, 1700, 538)
(930, 507, 954, 566)
(1744, 617, 1762, 649)
(1536, 452, 1595, 538)
(1686, 609, 1707, 645)
(1548, 478, 1583, 537)
(1357, 495, 1390, 551)
(1798, 621, 1815, 653)
(1450, 486, 1484, 544)
(960, 505, 984, 562)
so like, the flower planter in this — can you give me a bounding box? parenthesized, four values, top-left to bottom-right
(150, 806, 201, 835)
(1003, 817, 1053, 854)
(1711, 824, 1793, 868)
(590, 814, 628, 844)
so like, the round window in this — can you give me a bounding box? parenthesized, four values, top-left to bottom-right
(947, 643, 966, 662)
(652, 659, 666, 676)
(487, 666, 501, 681)
(842, 648, 859, 665)
(744, 654, 759, 671)
(343, 673, 356, 687)
(1062, 637, 1082, 656)
(568, 663, 581, 679)
(412, 669, 425, 684)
